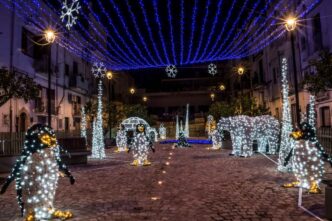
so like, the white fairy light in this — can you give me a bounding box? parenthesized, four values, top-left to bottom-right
(0, 125, 74, 220)
(60, 0, 81, 30)
(159, 124, 167, 140)
(147, 127, 158, 142)
(91, 80, 106, 159)
(184, 104, 190, 138)
(252, 116, 280, 154)
(218, 115, 280, 157)
(208, 63, 217, 76)
(80, 106, 87, 140)
(218, 116, 252, 157)
(210, 129, 223, 150)
(284, 120, 325, 194)
(165, 65, 177, 78)
(308, 95, 315, 129)
(115, 125, 127, 152)
(175, 115, 179, 139)
(130, 124, 154, 166)
(278, 57, 294, 172)
(292, 140, 324, 191)
(92, 62, 107, 79)
(206, 115, 216, 139)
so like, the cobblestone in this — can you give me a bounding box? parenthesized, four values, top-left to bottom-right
(0, 144, 329, 220)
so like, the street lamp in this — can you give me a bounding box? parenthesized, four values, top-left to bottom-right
(237, 66, 245, 113)
(129, 87, 135, 104)
(44, 28, 56, 126)
(285, 16, 297, 31)
(237, 67, 245, 76)
(44, 29, 56, 44)
(143, 96, 148, 102)
(106, 71, 113, 80)
(210, 93, 215, 101)
(106, 71, 113, 139)
(285, 15, 300, 127)
(219, 83, 226, 91)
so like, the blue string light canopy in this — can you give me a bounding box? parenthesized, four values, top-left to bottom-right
(0, 0, 321, 70)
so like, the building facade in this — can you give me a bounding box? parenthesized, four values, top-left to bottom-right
(0, 3, 134, 133)
(248, 0, 332, 128)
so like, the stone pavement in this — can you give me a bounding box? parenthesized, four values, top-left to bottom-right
(0, 143, 329, 221)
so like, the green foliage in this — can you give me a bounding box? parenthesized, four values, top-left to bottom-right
(235, 95, 270, 116)
(123, 104, 155, 125)
(302, 50, 332, 95)
(83, 100, 124, 128)
(107, 103, 125, 128)
(208, 96, 269, 119)
(123, 104, 148, 119)
(0, 68, 40, 107)
(208, 101, 236, 120)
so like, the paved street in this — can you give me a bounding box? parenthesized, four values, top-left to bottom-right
(0, 143, 329, 221)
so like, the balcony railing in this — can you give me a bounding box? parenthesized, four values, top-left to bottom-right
(317, 127, 332, 156)
(0, 130, 87, 156)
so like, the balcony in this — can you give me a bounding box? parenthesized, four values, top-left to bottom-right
(69, 75, 87, 92)
(34, 98, 56, 115)
(316, 91, 330, 102)
(72, 103, 82, 116)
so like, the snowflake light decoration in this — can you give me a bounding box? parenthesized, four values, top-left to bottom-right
(60, 0, 81, 30)
(165, 65, 178, 78)
(92, 62, 107, 78)
(208, 63, 217, 76)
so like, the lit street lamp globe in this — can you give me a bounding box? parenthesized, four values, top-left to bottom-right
(285, 16, 297, 32)
(106, 71, 113, 80)
(237, 67, 244, 76)
(219, 84, 226, 91)
(44, 29, 56, 44)
(130, 88, 135, 95)
(143, 96, 147, 102)
(210, 93, 215, 101)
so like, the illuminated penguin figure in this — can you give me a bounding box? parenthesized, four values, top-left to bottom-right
(283, 122, 324, 194)
(128, 123, 155, 166)
(115, 124, 128, 152)
(210, 125, 223, 150)
(0, 124, 75, 220)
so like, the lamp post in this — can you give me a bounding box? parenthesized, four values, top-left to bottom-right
(44, 29, 56, 126)
(143, 96, 148, 103)
(210, 93, 215, 102)
(237, 66, 245, 113)
(219, 83, 226, 92)
(106, 71, 113, 139)
(285, 16, 301, 127)
(130, 87, 135, 104)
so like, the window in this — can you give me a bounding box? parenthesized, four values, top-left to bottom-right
(73, 61, 78, 75)
(65, 64, 70, 76)
(320, 106, 331, 127)
(58, 119, 63, 129)
(273, 68, 277, 84)
(259, 59, 264, 83)
(73, 117, 81, 129)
